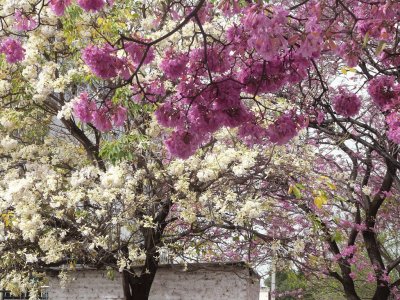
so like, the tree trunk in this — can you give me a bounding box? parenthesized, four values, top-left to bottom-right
(342, 276, 361, 300)
(122, 265, 157, 300)
(121, 198, 172, 300)
(372, 287, 390, 300)
(122, 226, 164, 300)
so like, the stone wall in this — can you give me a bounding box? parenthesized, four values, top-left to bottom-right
(47, 263, 260, 300)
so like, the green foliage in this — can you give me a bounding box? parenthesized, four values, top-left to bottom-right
(264, 269, 347, 300)
(99, 132, 149, 164)
(288, 183, 305, 199)
(264, 269, 312, 300)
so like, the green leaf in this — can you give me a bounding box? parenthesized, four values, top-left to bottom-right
(376, 41, 386, 55)
(331, 230, 343, 243)
(292, 185, 302, 199)
(362, 32, 369, 48)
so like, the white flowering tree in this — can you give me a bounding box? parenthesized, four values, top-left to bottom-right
(0, 101, 315, 300)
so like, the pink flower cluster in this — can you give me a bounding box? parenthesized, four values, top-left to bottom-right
(156, 80, 255, 158)
(49, 0, 72, 16)
(82, 45, 125, 79)
(125, 42, 154, 66)
(238, 121, 268, 146)
(132, 81, 165, 103)
(14, 10, 37, 31)
(332, 88, 362, 117)
(76, 0, 105, 12)
(79, 3, 324, 158)
(165, 130, 202, 159)
(0, 38, 25, 63)
(386, 112, 400, 144)
(299, 17, 323, 59)
(50, 0, 109, 15)
(336, 41, 360, 67)
(72, 92, 127, 131)
(267, 112, 305, 145)
(367, 76, 400, 110)
(82, 42, 154, 80)
(341, 245, 357, 257)
(242, 5, 288, 61)
(239, 60, 287, 95)
(160, 50, 188, 79)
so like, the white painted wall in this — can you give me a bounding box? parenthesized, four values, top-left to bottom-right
(47, 264, 260, 300)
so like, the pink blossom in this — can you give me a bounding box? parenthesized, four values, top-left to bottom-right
(242, 5, 288, 61)
(238, 122, 268, 146)
(160, 50, 189, 79)
(316, 110, 325, 125)
(336, 42, 360, 67)
(298, 17, 322, 59)
(354, 223, 367, 232)
(339, 219, 353, 228)
(220, 0, 241, 16)
(14, 10, 37, 31)
(285, 54, 310, 83)
(349, 272, 356, 280)
(49, 0, 72, 16)
(73, 92, 96, 123)
(367, 273, 376, 283)
(92, 108, 112, 132)
(367, 76, 400, 110)
(332, 88, 362, 117)
(216, 104, 252, 128)
(386, 112, 400, 144)
(187, 104, 219, 133)
(76, 0, 105, 12)
(267, 113, 299, 145)
(111, 106, 127, 127)
(189, 47, 231, 74)
(132, 81, 165, 103)
(341, 245, 356, 257)
(381, 273, 391, 283)
(73, 92, 127, 131)
(239, 59, 287, 94)
(0, 38, 25, 63)
(165, 130, 204, 159)
(155, 102, 184, 128)
(125, 42, 154, 66)
(82, 44, 124, 79)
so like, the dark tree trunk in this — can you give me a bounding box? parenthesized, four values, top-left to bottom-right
(121, 199, 171, 300)
(341, 275, 361, 300)
(121, 227, 160, 300)
(363, 227, 391, 300)
(122, 261, 158, 300)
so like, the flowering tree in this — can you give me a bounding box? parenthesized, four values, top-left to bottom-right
(0, 104, 310, 300)
(2, 0, 400, 299)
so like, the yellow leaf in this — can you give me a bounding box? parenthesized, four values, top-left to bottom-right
(340, 67, 356, 75)
(97, 17, 104, 25)
(327, 182, 336, 190)
(314, 194, 327, 209)
(288, 185, 293, 195)
(2, 212, 13, 227)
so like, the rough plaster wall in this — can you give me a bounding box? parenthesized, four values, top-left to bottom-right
(48, 270, 125, 300)
(47, 267, 260, 300)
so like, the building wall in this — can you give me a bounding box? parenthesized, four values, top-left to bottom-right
(47, 265, 260, 300)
